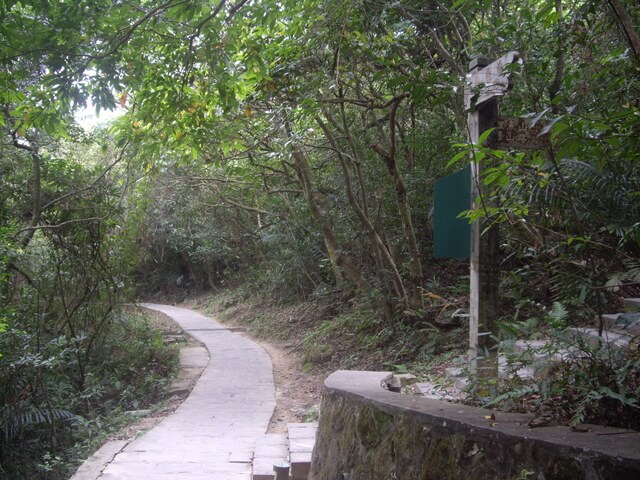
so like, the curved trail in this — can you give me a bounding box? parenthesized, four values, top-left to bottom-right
(99, 304, 276, 480)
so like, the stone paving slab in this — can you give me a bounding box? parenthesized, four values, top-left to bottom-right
(623, 297, 640, 309)
(179, 346, 209, 367)
(287, 423, 317, 479)
(96, 304, 276, 480)
(252, 433, 289, 480)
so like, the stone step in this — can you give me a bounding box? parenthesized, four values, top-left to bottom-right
(595, 313, 622, 331)
(441, 325, 635, 395)
(568, 327, 632, 348)
(498, 355, 535, 379)
(446, 354, 549, 377)
(252, 433, 289, 480)
(595, 313, 640, 336)
(416, 381, 459, 401)
(287, 422, 318, 480)
(440, 350, 562, 394)
(511, 339, 550, 354)
(623, 297, 640, 310)
(508, 340, 574, 365)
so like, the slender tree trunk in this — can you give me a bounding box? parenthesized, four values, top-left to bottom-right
(2, 137, 43, 300)
(11, 137, 42, 247)
(287, 133, 372, 295)
(549, 0, 565, 113)
(316, 115, 409, 317)
(335, 100, 400, 313)
(370, 95, 425, 313)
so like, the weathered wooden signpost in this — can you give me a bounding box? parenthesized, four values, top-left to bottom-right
(464, 52, 520, 377)
(497, 116, 550, 150)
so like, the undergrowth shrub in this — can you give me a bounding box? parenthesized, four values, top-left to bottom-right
(484, 305, 640, 429)
(0, 312, 177, 480)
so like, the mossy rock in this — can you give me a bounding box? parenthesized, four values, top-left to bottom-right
(304, 344, 333, 364)
(356, 405, 393, 449)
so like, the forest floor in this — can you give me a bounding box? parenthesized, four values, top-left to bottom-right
(110, 283, 640, 450)
(146, 287, 640, 432)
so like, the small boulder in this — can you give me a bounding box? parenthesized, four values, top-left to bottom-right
(435, 308, 467, 327)
(380, 373, 418, 393)
(304, 345, 333, 365)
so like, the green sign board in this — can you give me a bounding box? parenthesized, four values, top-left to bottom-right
(433, 166, 471, 259)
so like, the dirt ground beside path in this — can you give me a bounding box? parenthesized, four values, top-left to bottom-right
(251, 337, 325, 433)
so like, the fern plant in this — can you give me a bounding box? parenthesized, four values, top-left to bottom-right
(1, 404, 76, 442)
(488, 304, 640, 429)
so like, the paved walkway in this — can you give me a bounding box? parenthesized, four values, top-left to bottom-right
(98, 304, 276, 480)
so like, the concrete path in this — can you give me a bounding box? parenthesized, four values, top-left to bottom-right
(98, 304, 276, 480)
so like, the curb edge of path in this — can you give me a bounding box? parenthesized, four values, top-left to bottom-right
(69, 307, 210, 480)
(69, 440, 129, 480)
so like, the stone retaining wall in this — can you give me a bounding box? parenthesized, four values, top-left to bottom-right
(309, 370, 640, 480)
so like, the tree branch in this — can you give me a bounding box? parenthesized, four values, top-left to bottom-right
(42, 141, 129, 211)
(608, 0, 640, 63)
(15, 217, 107, 235)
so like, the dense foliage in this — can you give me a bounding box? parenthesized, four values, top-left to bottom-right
(0, 127, 177, 477)
(1, 0, 639, 476)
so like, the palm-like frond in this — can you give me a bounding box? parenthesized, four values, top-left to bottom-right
(501, 158, 640, 227)
(1, 404, 76, 441)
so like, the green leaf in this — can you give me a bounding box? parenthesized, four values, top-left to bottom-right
(477, 127, 496, 145)
(447, 149, 470, 168)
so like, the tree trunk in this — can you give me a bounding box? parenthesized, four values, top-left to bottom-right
(12, 136, 42, 247)
(370, 95, 424, 313)
(335, 100, 405, 311)
(287, 136, 372, 295)
(549, 0, 564, 113)
(316, 115, 409, 316)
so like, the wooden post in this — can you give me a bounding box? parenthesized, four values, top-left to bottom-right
(466, 53, 519, 379)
